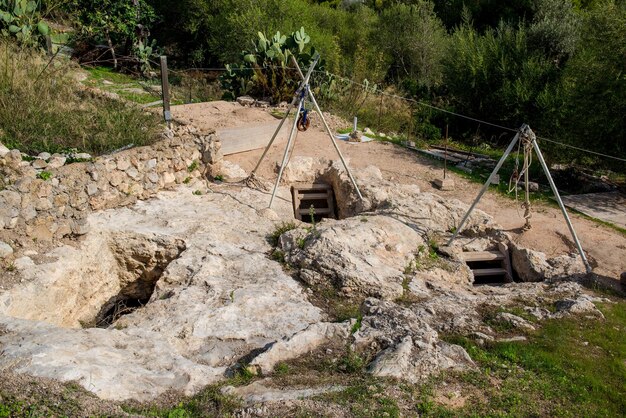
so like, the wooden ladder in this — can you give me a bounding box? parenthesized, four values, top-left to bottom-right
(291, 183, 336, 221)
(459, 243, 513, 283)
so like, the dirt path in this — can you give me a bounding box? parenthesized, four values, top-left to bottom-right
(176, 101, 626, 280)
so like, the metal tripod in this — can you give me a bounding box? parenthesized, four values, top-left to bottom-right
(247, 54, 363, 208)
(446, 124, 592, 273)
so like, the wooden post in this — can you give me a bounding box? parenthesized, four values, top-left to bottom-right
(160, 56, 172, 128)
(45, 35, 53, 57)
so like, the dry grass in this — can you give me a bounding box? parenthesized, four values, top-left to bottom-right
(0, 41, 162, 156)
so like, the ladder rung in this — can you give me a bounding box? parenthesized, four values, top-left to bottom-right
(472, 268, 507, 277)
(298, 193, 329, 200)
(460, 251, 504, 262)
(293, 183, 331, 191)
(299, 207, 331, 215)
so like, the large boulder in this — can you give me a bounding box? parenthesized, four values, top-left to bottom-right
(281, 215, 425, 300)
(511, 243, 585, 282)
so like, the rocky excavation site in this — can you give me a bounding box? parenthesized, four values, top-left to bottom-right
(0, 103, 624, 417)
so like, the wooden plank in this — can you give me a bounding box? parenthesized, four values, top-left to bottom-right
(218, 122, 289, 155)
(299, 207, 331, 215)
(417, 149, 463, 163)
(460, 251, 504, 262)
(291, 186, 302, 220)
(293, 183, 332, 191)
(298, 193, 330, 200)
(430, 145, 489, 159)
(472, 268, 507, 277)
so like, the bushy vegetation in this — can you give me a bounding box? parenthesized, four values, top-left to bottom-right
(132, 0, 624, 169)
(0, 41, 161, 155)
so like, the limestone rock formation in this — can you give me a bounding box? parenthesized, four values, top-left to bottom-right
(281, 216, 425, 300)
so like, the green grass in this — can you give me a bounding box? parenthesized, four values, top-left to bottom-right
(424, 301, 626, 417)
(319, 379, 400, 418)
(84, 66, 163, 105)
(0, 43, 162, 156)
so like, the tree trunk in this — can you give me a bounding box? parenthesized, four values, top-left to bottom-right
(106, 30, 117, 69)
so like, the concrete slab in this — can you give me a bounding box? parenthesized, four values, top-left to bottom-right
(217, 122, 288, 155)
(561, 191, 626, 229)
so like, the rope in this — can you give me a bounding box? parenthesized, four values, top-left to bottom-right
(506, 128, 535, 230)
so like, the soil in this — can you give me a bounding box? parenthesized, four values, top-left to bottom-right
(171, 101, 626, 281)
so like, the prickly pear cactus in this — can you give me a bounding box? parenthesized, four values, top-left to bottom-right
(220, 27, 326, 103)
(0, 0, 49, 47)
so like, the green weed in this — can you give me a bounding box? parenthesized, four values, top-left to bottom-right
(268, 222, 297, 247)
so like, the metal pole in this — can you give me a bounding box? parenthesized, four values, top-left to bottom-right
(249, 55, 320, 177)
(531, 139, 592, 273)
(444, 125, 448, 180)
(291, 61, 364, 200)
(269, 95, 305, 208)
(159, 56, 172, 128)
(307, 89, 363, 200)
(446, 126, 524, 246)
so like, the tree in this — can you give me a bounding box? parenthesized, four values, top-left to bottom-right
(71, 0, 155, 69)
(377, 2, 448, 88)
(444, 20, 560, 136)
(528, 0, 581, 64)
(559, 1, 626, 163)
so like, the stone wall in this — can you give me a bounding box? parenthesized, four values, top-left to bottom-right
(0, 129, 222, 240)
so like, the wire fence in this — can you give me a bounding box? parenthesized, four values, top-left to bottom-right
(79, 55, 626, 166)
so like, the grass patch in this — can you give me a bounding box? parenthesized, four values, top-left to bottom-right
(319, 379, 400, 418)
(268, 221, 297, 247)
(427, 301, 626, 417)
(122, 384, 241, 417)
(84, 66, 162, 105)
(0, 44, 162, 156)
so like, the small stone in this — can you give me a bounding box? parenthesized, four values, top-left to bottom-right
(145, 159, 157, 170)
(116, 159, 131, 171)
(32, 159, 47, 169)
(37, 152, 51, 160)
(434, 177, 455, 191)
(162, 172, 176, 184)
(0, 241, 13, 258)
(73, 152, 92, 160)
(47, 156, 66, 169)
(35, 197, 53, 211)
(236, 96, 255, 106)
(126, 167, 140, 180)
(86, 183, 99, 196)
(70, 219, 90, 235)
(147, 172, 159, 183)
(0, 142, 9, 157)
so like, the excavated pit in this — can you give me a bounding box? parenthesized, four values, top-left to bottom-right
(0, 231, 186, 329)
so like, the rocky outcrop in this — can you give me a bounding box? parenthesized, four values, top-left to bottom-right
(511, 242, 586, 282)
(355, 298, 475, 382)
(281, 216, 425, 300)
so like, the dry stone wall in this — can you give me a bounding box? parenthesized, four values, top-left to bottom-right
(0, 128, 223, 241)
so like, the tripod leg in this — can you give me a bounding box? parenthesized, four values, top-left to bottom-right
(250, 102, 296, 176)
(250, 55, 320, 177)
(306, 90, 364, 200)
(531, 139, 592, 273)
(446, 128, 522, 246)
(269, 96, 304, 208)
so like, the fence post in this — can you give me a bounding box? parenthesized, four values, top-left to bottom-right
(160, 55, 172, 128)
(45, 35, 53, 57)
